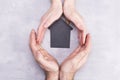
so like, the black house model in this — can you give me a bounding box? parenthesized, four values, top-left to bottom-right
(48, 15, 73, 48)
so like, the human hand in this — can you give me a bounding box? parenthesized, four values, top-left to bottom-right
(60, 34, 91, 80)
(29, 29, 59, 80)
(64, 0, 87, 45)
(37, 0, 63, 44)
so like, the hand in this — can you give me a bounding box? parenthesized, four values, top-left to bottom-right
(37, 0, 63, 44)
(60, 34, 91, 80)
(64, 0, 87, 45)
(29, 29, 59, 80)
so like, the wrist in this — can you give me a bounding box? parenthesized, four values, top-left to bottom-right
(60, 71, 75, 80)
(46, 71, 59, 80)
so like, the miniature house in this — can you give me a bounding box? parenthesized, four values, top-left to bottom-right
(48, 16, 73, 48)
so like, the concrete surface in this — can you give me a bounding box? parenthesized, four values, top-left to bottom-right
(0, 0, 120, 80)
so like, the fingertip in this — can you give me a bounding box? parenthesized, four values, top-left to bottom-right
(85, 33, 91, 49)
(32, 29, 36, 36)
(30, 29, 37, 45)
(87, 33, 91, 40)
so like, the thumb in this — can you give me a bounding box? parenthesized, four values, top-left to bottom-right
(84, 33, 91, 53)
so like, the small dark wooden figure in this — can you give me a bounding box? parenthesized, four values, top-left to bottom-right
(48, 15, 73, 48)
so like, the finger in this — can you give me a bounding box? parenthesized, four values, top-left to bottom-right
(80, 30, 87, 45)
(70, 13, 85, 31)
(78, 31, 81, 45)
(37, 26, 47, 44)
(43, 12, 61, 28)
(74, 34, 91, 61)
(37, 8, 52, 44)
(40, 6, 57, 28)
(40, 8, 53, 28)
(71, 14, 87, 44)
(84, 33, 91, 53)
(78, 30, 87, 46)
(68, 45, 81, 58)
(43, 18, 56, 29)
(29, 29, 38, 55)
(30, 29, 37, 47)
(42, 8, 62, 28)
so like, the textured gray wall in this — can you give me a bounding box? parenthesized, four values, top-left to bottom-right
(0, 0, 120, 80)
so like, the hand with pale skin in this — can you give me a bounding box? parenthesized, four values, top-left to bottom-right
(30, 29, 91, 80)
(64, 0, 87, 45)
(59, 1, 91, 79)
(29, 29, 59, 80)
(37, 0, 63, 44)
(30, 0, 91, 80)
(60, 34, 91, 80)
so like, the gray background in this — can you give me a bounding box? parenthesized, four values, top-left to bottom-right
(0, 0, 120, 80)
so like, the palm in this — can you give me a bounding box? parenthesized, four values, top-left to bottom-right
(30, 30, 59, 72)
(64, 0, 87, 44)
(64, 0, 84, 27)
(36, 47, 59, 72)
(40, 5, 62, 28)
(37, 2, 63, 43)
(61, 34, 91, 73)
